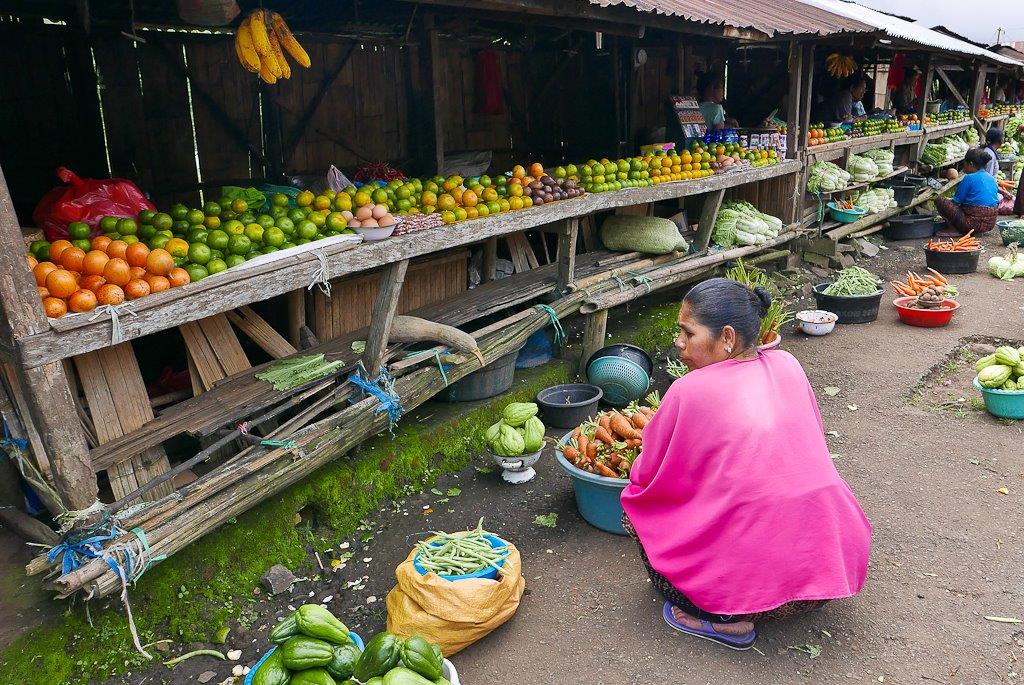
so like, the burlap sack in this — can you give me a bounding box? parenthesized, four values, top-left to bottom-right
(386, 542, 525, 655)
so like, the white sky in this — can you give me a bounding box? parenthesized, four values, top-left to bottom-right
(853, 0, 1024, 45)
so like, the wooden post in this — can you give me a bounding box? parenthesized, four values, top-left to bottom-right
(554, 217, 579, 295)
(579, 309, 609, 377)
(287, 289, 305, 349)
(785, 40, 802, 159)
(361, 260, 409, 373)
(915, 60, 935, 161)
(969, 65, 987, 123)
(425, 14, 445, 174)
(0, 168, 97, 511)
(935, 67, 987, 132)
(798, 44, 815, 207)
(482, 237, 498, 283)
(693, 189, 726, 251)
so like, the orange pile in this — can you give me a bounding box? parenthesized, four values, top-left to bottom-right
(30, 237, 191, 319)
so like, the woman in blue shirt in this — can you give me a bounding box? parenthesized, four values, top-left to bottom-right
(935, 148, 999, 237)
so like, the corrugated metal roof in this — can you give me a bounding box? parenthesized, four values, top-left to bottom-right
(587, 0, 874, 37)
(800, 0, 1022, 66)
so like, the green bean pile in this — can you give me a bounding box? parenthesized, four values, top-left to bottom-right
(415, 519, 508, 577)
(822, 266, 882, 297)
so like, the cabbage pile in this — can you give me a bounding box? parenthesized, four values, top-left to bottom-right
(850, 187, 896, 214)
(712, 200, 785, 248)
(860, 148, 895, 177)
(806, 161, 851, 193)
(1001, 219, 1024, 246)
(963, 126, 980, 146)
(1007, 114, 1023, 144)
(846, 155, 879, 183)
(988, 244, 1024, 281)
(920, 135, 970, 166)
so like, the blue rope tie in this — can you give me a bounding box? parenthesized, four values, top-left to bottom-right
(611, 274, 629, 291)
(48, 525, 119, 576)
(349, 366, 404, 429)
(433, 350, 452, 387)
(534, 304, 566, 349)
(627, 271, 653, 293)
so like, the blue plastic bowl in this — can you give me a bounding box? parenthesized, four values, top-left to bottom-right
(412, 534, 508, 581)
(827, 202, 867, 224)
(555, 432, 628, 535)
(244, 631, 364, 685)
(585, 356, 651, 407)
(973, 377, 1024, 419)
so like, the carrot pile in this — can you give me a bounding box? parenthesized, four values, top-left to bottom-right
(833, 199, 855, 210)
(890, 268, 950, 297)
(561, 393, 660, 479)
(926, 229, 981, 252)
(998, 179, 1016, 193)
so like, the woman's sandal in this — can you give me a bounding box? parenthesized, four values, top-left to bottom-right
(661, 602, 757, 651)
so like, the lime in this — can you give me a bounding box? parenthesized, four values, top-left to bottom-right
(237, 212, 255, 225)
(169, 204, 189, 221)
(67, 221, 91, 240)
(122, 235, 139, 245)
(354, 191, 372, 207)
(206, 258, 228, 274)
(71, 238, 92, 251)
(256, 214, 275, 230)
(171, 220, 190, 234)
(149, 234, 171, 250)
(288, 208, 307, 223)
(185, 264, 209, 282)
(227, 234, 252, 256)
(138, 224, 157, 240)
(371, 189, 389, 205)
(225, 254, 246, 268)
(187, 243, 212, 265)
(280, 242, 297, 251)
(308, 212, 326, 228)
(261, 245, 279, 255)
(209, 249, 224, 261)
(222, 220, 244, 236)
(173, 255, 188, 267)
(29, 240, 50, 260)
(203, 201, 221, 217)
(98, 216, 118, 233)
(207, 229, 229, 251)
(272, 192, 289, 207)
(270, 206, 287, 219)
(297, 220, 318, 240)
(245, 250, 261, 260)
(326, 212, 347, 231)
(137, 209, 156, 225)
(344, 185, 357, 196)
(275, 216, 295, 233)
(157, 229, 174, 239)
(230, 198, 248, 214)
(116, 218, 138, 236)
(203, 215, 221, 230)
(296, 190, 314, 207)
(263, 227, 285, 247)
(185, 209, 205, 226)
(152, 212, 173, 231)
(243, 224, 264, 243)
(295, 238, 311, 245)
(187, 228, 209, 244)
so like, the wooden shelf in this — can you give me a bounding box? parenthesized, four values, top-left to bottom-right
(921, 121, 972, 141)
(16, 160, 801, 368)
(806, 131, 923, 158)
(808, 166, 910, 197)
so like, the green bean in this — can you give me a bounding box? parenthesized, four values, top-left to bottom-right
(415, 519, 509, 576)
(822, 266, 882, 297)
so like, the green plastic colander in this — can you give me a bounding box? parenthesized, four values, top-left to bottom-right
(585, 356, 650, 406)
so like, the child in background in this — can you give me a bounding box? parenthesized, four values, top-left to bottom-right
(935, 148, 999, 236)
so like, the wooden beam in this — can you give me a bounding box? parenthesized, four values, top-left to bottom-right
(284, 43, 357, 165)
(915, 59, 935, 161)
(226, 306, 298, 359)
(969, 66, 987, 125)
(287, 289, 305, 349)
(554, 217, 579, 295)
(425, 13, 445, 174)
(580, 309, 608, 377)
(362, 259, 409, 373)
(785, 40, 802, 159)
(935, 67, 986, 132)
(693, 189, 725, 251)
(482, 237, 498, 283)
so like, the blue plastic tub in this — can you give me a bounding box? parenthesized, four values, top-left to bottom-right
(555, 432, 628, 535)
(244, 631, 364, 685)
(827, 202, 866, 224)
(413, 534, 508, 581)
(973, 377, 1024, 419)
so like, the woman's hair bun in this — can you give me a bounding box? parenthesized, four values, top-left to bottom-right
(753, 286, 773, 316)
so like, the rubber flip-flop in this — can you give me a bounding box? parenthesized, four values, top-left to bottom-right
(662, 602, 757, 651)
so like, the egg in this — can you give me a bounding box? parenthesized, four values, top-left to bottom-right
(355, 205, 373, 220)
(371, 204, 388, 220)
(347, 219, 361, 228)
(361, 218, 379, 228)
(341, 210, 354, 220)
(379, 213, 395, 227)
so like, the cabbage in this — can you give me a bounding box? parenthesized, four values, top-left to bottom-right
(712, 209, 741, 248)
(989, 255, 1016, 280)
(847, 155, 880, 182)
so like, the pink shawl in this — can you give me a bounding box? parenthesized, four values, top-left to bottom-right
(621, 350, 871, 615)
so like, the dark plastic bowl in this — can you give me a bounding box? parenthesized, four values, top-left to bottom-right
(924, 247, 980, 274)
(586, 344, 654, 376)
(813, 283, 883, 324)
(536, 384, 603, 429)
(884, 214, 937, 240)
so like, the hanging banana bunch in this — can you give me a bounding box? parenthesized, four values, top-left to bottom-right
(826, 53, 858, 79)
(234, 9, 311, 84)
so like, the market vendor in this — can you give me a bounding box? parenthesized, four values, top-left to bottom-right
(935, 148, 1000, 237)
(620, 279, 872, 650)
(826, 77, 868, 123)
(698, 76, 737, 130)
(983, 128, 1003, 177)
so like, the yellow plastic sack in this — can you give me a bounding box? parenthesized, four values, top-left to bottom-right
(386, 542, 525, 655)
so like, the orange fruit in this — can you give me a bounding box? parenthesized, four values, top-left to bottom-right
(96, 284, 125, 306)
(461, 190, 478, 207)
(37, 286, 49, 298)
(68, 289, 97, 313)
(91, 235, 112, 252)
(129, 266, 147, 280)
(145, 249, 174, 276)
(168, 267, 191, 288)
(125, 242, 150, 268)
(103, 258, 131, 286)
(123, 279, 151, 300)
(80, 274, 106, 293)
(144, 274, 171, 293)
(106, 240, 128, 260)
(512, 165, 526, 179)
(42, 297, 67, 318)
(49, 240, 73, 263)
(165, 238, 189, 259)
(27, 255, 38, 269)
(33, 261, 58, 286)
(45, 269, 78, 299)
(60, 247, 86, 272)
(82, 250, 110, 276)
(529, 162, 544, 178)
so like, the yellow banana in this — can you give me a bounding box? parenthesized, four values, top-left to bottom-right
(234, 16, 260, 73)
(248, 9, 273, 61)
(271, 11, 311, 68)
(258, 56, 278, 84)
(269, 30, 290, 79)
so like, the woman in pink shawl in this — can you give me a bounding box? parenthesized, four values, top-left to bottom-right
(621, 279, 871, 650)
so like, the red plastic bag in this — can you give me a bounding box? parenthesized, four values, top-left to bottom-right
(32, 167, 155, 242)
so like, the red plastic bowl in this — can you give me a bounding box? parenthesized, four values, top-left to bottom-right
(893, 296, 960, 327)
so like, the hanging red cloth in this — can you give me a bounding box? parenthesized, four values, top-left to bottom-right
(475, 50, 504, 115)
(888, 53, 906, 90)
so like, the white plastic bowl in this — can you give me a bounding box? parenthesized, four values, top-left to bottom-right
(354, 222, 397, 241)
(443, 659, 461, 685)
(796, 309, 838, 336)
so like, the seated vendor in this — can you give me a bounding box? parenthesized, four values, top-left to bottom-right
(935, 149, 1000, 237)
(621, 279, 872, 651)
(698, 76, 737, 130)
(827, 77, 868, 124)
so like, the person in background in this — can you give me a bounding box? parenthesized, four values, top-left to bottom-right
(621, 279, 872, 651)
(827, 77, 868, 123)
(935, 148, 999, 236)
(892, 68, 919, 113)
(991, 80, 1007, 103)
(983, 128, 1003, 178)
(698, 75, 727, 130)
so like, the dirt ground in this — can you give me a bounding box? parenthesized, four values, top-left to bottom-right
(5, 228, 1024, 685)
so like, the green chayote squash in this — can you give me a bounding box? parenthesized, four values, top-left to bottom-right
(251, 649, 290, 685)
(493, 423, 525, 456)
(995, 346, 1021, 367)
(290, 667, 337, 685)
(501, 402, 538, 426)
(281, 635, 335, 670)
(975, 353, 997, 372)
(522, 416, 545, 453)
(383, 667, 436, 685)
(295, 604, 350, 645)
(979, 364, 1012, 388)
(484, 421, 503, 444)
(400, 635, 443, 681)
(327, 643, 361, 680)
(353, 632, 403, 681)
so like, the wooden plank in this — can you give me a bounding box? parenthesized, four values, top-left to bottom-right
(579, 309, 608, 376)
(785, 40, 801, 159)
(362, 259, 409, 373)
(18, 162, 802, 367)
(426, 14, 445, 173)
(555, 217, 579, 295)
(482, 237, 498, 283)
(181, 315, 250, 393)
(287, 289, 305, 349)
(227, 307, 297, 359)
(694, 189, 726, 251)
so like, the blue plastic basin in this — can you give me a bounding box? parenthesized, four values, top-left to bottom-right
(555, 432, 628, 535)
(973, 377, 1024, 419)
(413, 533, 508, 581)
(244, 631, 364, 685)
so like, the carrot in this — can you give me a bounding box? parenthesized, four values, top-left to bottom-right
(563, 443, 580, 460)
(639, 406, 655, 418)
(571, 426, 581, 442)
(593, 462, 618, 478)
(608, 452, 622, 468)
(609, 413, 642, 440)
(577, 434, 589, 460)
(631, 412, 649, 429)
(586, 441, 598, 460)
(625, 438, 643, 449)
(926, 268, 947, 285)
(598, 413, 612, 432)
(594, 425, 614, 445)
